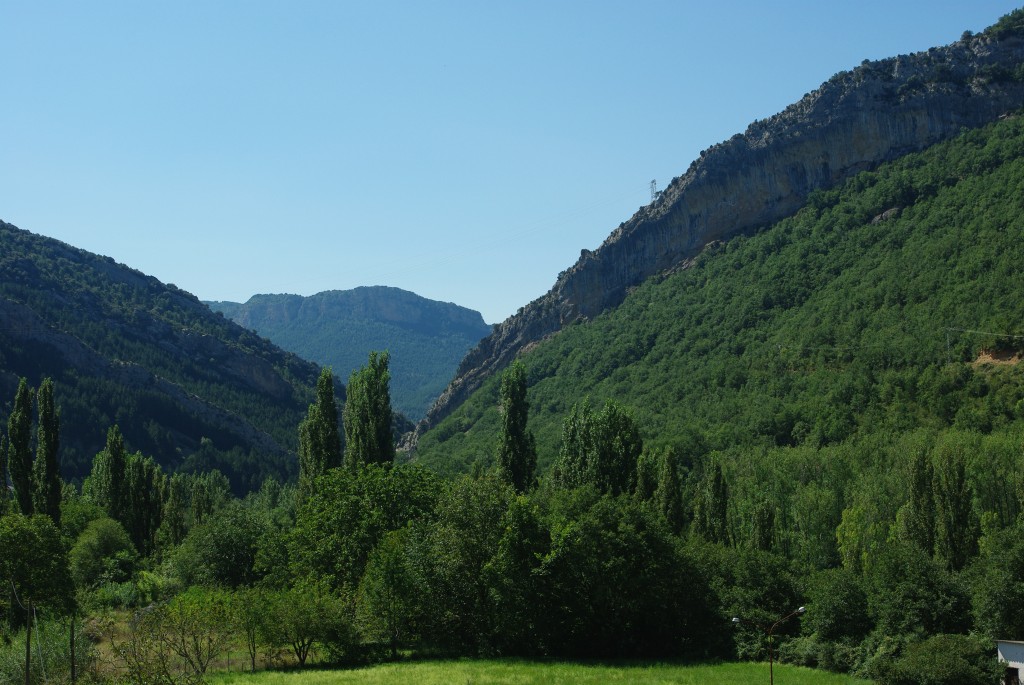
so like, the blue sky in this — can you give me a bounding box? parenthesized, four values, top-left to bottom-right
(2, 2, 1020, 324)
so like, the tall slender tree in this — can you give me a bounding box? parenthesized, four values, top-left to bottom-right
(495, 361, 537, 493)
(551, 398, 595, 490)
(0, 433, 8, 515)
(896, 436, 935, 553)
(933, 434, 977, 571)
(298, 368, 343, 502)
(653, 447, 684, 533)
(343, 352, 394, 472)
(84, 425, 128, 523)
(692, 457, 729, 544)
(32, 378, 62, 524)
(7, 378, 34, 515)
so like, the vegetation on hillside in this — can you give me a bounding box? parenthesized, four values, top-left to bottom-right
(7, 25, 1024, 685)
(208, 288, 491, 420)
(0, 223, 328, 490)
(417, 113, 1024, 475)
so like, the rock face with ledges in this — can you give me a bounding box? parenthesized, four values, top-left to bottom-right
(412, 26, 1024, 444)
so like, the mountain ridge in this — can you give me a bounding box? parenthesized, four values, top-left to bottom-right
(207, 286, 490, 420)
(0, 221, 329, 492)
(410, 13, 1024, 447)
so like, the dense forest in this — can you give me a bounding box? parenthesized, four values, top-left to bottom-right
(0, 222, 329, 491)
(8, 11, 1024, 683)
(5, 109, 1024, 684)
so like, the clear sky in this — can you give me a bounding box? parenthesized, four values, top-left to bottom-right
(3, 2, 1020, 324)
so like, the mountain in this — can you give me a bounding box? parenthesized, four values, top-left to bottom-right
(0, 221, 329, 492)
(206, 287, 491, 420)
(410, 11, 1024, 446)
(413, 111, 1024, 475)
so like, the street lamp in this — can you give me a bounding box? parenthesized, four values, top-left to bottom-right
(732, 606, 806, 685)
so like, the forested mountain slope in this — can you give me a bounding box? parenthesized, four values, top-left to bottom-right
(0, 222, 328, 491)
(207, 287, 490, 420)
(414, 114, 1024, 476)
(414, 10, 1024, 441)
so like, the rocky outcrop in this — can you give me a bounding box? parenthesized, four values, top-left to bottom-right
(411, 26, 1024, 444)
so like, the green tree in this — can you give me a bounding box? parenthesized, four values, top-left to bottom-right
(494, 361, 537, 493)
(157, 472, 188, 550)
(298, 367, 343, 502)
(539, 495, 713, 658)
(172, 501, 269, 588)
(0, 514, 74, 617)
(551, 399, 642, 495)
(417, 474, 514, 653)
(263, 583, 352, 668)
(343, 352, 394, 471)
(482, 495, 549, 655)
(121, 452, 165, 556)
(550, 398, 595, 489)
(653, 446, 685, 533)
(0, 434, 8, 516)
(290, 464, 440, 592)
(83, 425, 127, 524)
(231, 586, 268, 672)
(692, 456, 729, 544)
(7, 379, 35, 515)
(188, 469, 230, 527)
(32, 378, 62, 525)
(932, 433, 977, 571)
(356, 528, 421, 658)
(69, 516, 137, 590)
(895, 432, 935, 553)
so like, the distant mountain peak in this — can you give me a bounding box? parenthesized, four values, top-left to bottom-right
(207, 287, 490, 420)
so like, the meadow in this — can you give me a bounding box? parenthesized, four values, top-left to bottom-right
(208, 659, 872, 685)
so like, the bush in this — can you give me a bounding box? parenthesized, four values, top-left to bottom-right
(870, 633, 1002, 685)
(69, 516, 137, 589)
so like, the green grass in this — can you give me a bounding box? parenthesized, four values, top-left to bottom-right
(208, 659, 871, 684)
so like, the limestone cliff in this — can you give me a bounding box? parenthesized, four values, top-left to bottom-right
(411, 23, 1024, 444)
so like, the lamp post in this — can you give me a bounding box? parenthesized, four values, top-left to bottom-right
(732, 606, 806, 685)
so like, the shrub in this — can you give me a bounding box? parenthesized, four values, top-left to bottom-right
(870, 633, 1002, 685)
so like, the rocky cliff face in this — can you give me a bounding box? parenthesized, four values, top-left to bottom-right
(412, 26, 1024, 444)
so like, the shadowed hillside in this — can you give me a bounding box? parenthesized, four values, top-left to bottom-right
(0, 222, 333, 492)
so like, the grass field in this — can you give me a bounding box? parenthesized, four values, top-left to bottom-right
(208, 659, 872, 684)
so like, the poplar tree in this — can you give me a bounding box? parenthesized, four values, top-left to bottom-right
(933, 435, 976, 571)
(0, 433, 8, 515)
(551, 398, 595, 490)
(7, 378, 34, 515)
(495, 361, 536, 493)
(692, 457, 729, 544)
(32, 378, 62, 524)
(551, 398, 642, 495)
(84, 425, 128, 523)
(653, 447, 684, 533)
(896, 436, 935, 553)
(343, 352, 394, 472)
(298, 368, 343, 502)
